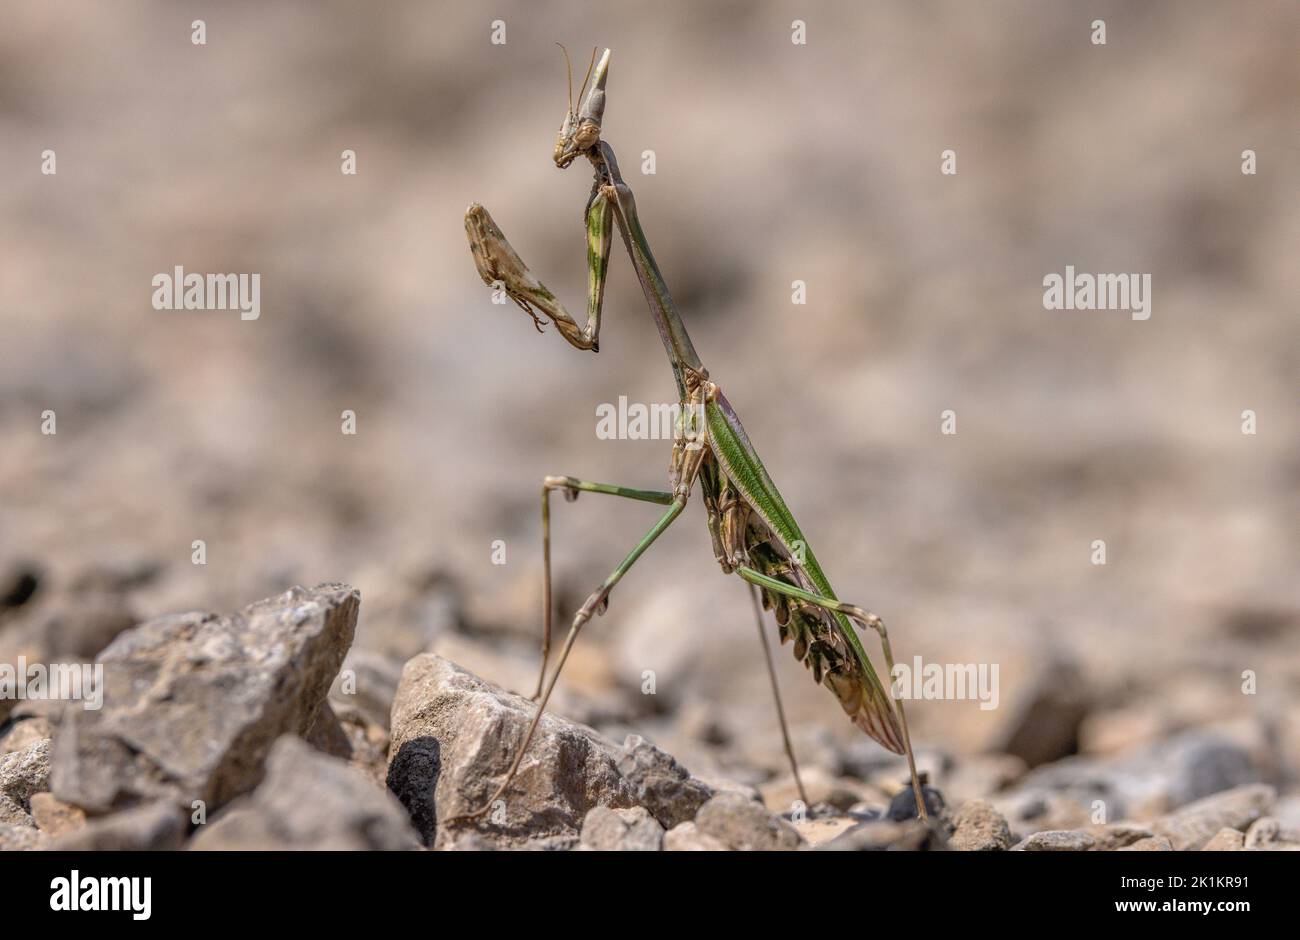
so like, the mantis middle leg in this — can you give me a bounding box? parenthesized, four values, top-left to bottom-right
(447, 493, 689, 824)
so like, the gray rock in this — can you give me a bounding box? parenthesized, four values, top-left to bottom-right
(190, 736, 418, 850)
(1013, 829, 1097, 851)
(948, 798, 1012, 851)
(387, 654, 698, 848)
(579, 805, 664, 851)
(1004, 729, 1263, 823)
(818, 817, 945, 851)
(1151, 784, 1274, 851)
(0, 588, 137, 723)
(0, 717, 53, 756)
(0, 738, 51, 822)
(1243, 816, 1300, 850)
(51, 583, 358, 814)
(0, 823, 44, 851)
(663, 821, 729, 851)
(693, 791, 803, 851)
(615, 736, 713, 828)
(330, 648, 404, 731)
(1086, 821, 1155, 850)
(1118, 836, 1173, 851)
(48, 800, 186, 850)
(995, 656, 1089, 768)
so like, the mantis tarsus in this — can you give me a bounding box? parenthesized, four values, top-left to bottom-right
(456, 46, 928, 825)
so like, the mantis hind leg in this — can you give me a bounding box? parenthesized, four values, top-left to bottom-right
(733, 566, 928, 821)
(535, 476, 674, 700)
(446, 494, 688, 826)
(747, 582, 810, 810)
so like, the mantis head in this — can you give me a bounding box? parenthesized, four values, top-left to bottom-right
(553, 46, 610, 168)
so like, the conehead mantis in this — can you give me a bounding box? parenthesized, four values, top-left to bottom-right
(455, 46, 928, 824)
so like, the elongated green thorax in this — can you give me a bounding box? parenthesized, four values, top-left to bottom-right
(595, 143, 704, 398)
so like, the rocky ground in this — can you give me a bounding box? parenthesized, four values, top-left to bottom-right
(0, 3, 1296, 853)
(1, 579, 1294, 852)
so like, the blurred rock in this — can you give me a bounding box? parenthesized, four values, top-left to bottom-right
(49, 800, 186, 850)
(1151, 784, 1274, 851)
(0, 823, 44, 851)
(1085, 821, 1155, 850)
(0, 589, 136, 723)
(1012, 830, 1097, 851)
(191, 736, 418, 850)
(0, 717, 54, 756)
(948, 799, 1012, 851)
(1202, 827, 1245, 850)
(935, 753, 1027, 806)
(579, 805, 664, 851)
(1118, 836, 1173, 851)
(29, 792, 85, 836)
(819, 817, 945, 851)
(51, 583, 358, 814)
(792, 813, 860, 846)
(991, 787, 1093, 838)
(760, 766, 874, 814)
(305, 701, 353, 759)
(332, 703, 391, 785)
(663, 821, 729, 851)
(330, 648, 404, 730)
(0, 559, 41, 612)
(999, 728, 1266, 825)
(887, 777, 946, 820)
(693, 792, 802, 851)
(1243, 816, 1300, 850)
(994, 656, 1090, 768)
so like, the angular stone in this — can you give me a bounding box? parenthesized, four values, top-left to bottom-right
(0, 738, 51, 821)
(949, 798, 1012, 851)
(190, 736, 418, 851)
(1151, 784, 1274, 851)
(51, 584, 358, 814)
(387, 654, 695, 848)
(1086, 821, 1155, 850)
(49, 800, 186, 850)
(1013, 829, 1097, 851)
(693, 791, 803, 851)
(616, 736, 713, 829)
(579, 805, 664, 851)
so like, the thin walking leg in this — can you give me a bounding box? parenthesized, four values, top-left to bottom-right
(447, 494, 687, 824)
(748, 583, 809, 808)
(534, 476, 673, 699)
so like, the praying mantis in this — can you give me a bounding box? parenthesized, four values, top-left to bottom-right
(455, 47, 928, 825)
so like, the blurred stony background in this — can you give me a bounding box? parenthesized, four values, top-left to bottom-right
(1, 1, 1297, 848)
